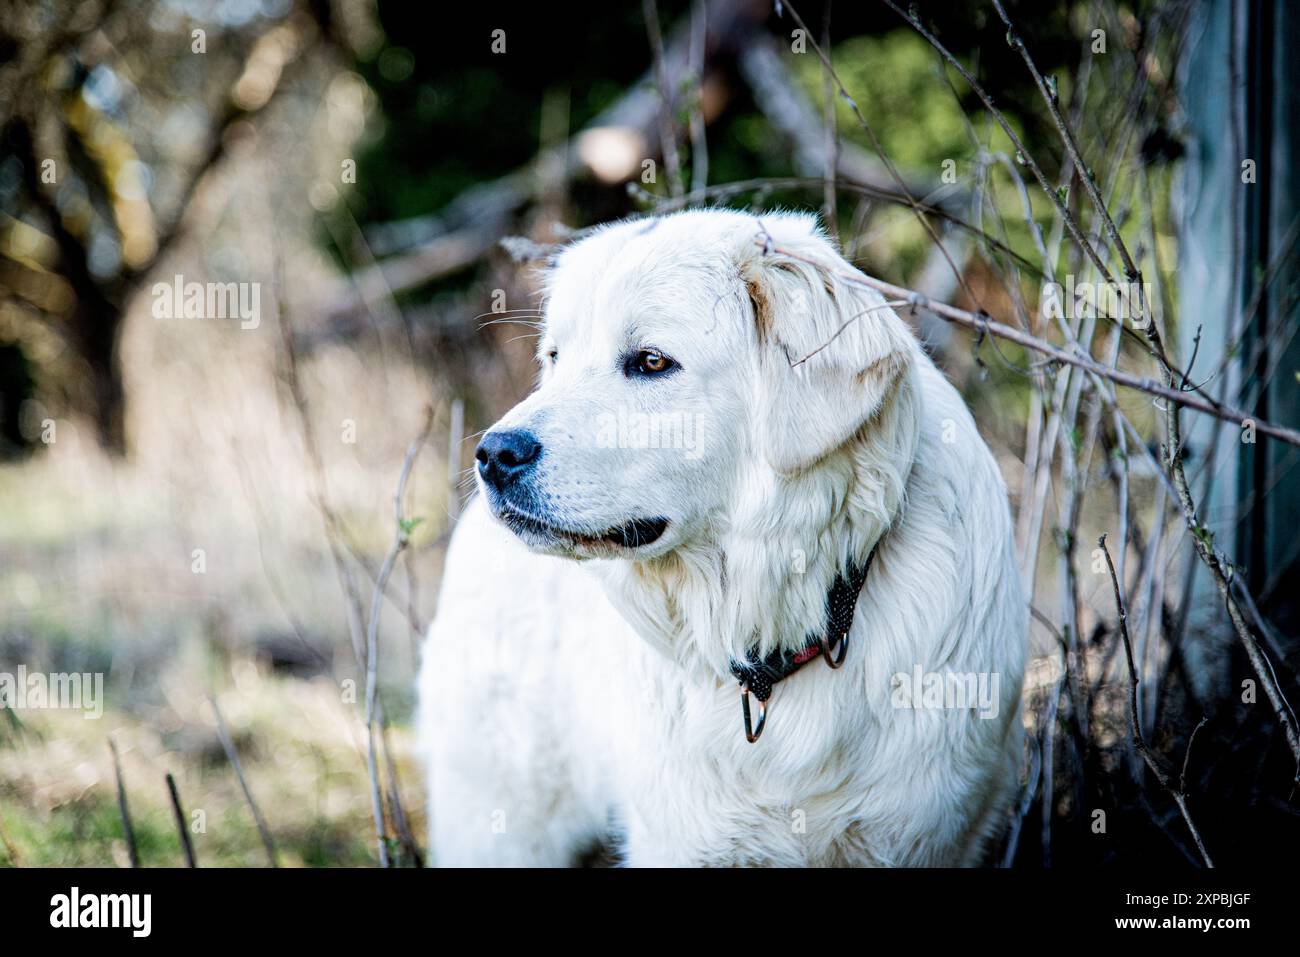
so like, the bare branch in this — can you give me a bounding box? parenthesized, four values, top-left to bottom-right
(1099, 534, 1214, 867)
(107, 738, 139, 868)
(643, 0, 686, 198)
(210, 696, 279, 867)
(688, 0, 710, 192)
(761, 237, 1300, 448)
(165, 772, 198, 868)
(363, 406, 436, 867)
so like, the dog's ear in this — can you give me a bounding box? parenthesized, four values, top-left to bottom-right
(740, 221, 916, 475)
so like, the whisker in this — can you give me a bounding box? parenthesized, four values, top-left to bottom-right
(479, 319, 546, 332)
(456, 463, 482, 493)
(474, 311, 547, 326)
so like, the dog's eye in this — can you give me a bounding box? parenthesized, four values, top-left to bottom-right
(545, 348, 558, 364)
(627, 349, 678, 378)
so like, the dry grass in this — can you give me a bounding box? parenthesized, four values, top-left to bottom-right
(0, 651, 425, 867)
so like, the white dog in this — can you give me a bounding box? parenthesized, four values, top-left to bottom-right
(418, 210, 1025, 866)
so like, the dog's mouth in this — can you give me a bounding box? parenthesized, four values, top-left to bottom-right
(494, 501, 668, 551)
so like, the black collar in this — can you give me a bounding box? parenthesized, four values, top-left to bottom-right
(727, 543, 879, 742)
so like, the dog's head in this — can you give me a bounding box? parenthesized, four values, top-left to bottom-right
(475, 210, 920, 569)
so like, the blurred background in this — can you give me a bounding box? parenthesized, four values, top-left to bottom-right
(1, 0, 1297, 867)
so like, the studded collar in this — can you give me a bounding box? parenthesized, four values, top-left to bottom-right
(726, 543, 879, 742)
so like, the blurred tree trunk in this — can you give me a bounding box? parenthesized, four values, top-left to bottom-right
(1236, 0, 1300, 642)
(7, 116, 126, 453)
(1180, 0, 1300, 665)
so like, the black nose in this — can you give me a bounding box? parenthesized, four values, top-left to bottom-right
(476, 429, 543, 492)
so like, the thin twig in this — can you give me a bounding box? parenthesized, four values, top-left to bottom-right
(643, 0, 685, 198)
(1099, 534, 1214, 867)
(165, 772, 198, 868)
(210, 696, 279, 867)
(380, 720, 424, 868)
(1000, 728, 1040, 868)
(688, 0, 710, 192)
(819, 0, 838, 243)
(107, 738, 139, 868)
(364, 407, 437, 867)
(1180, 718, 1208, 795)
(1039, 662, 1064, 867)
(789, 301, 907, 367)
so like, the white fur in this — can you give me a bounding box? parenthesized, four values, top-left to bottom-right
(418, 210, 1026, 866)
